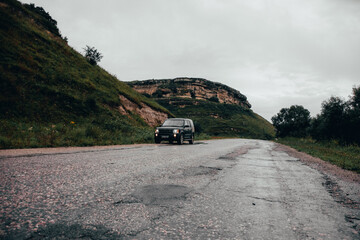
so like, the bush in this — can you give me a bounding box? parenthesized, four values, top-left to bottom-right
(83, 46, 103, 65)
(310, 86, 360, 145)
(271, 105, 310, 137)
(152, 89, 163, 98)
(209, 96, 219, 103)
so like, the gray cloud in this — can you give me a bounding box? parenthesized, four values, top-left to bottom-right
(20, 0, 360, 120)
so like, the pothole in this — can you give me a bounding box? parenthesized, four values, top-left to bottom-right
(218, 146, 254, 161)
(130, 184, 191, 206)
(218, 154, 238, 161)
(183, 166, 221, 177)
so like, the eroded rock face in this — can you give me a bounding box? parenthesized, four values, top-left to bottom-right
(118, 95, 168, 127)
(128, 78, 251, 109)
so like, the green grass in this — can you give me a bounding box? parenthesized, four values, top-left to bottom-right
(0, 118, 155, 149)
(0, 4, 169, 122)
(0, 0, 170, 148)
(277, 137, 360, 173)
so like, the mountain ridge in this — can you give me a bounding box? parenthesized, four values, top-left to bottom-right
(128, 77, 251, 109)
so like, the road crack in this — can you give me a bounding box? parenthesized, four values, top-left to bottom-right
(322, 175, 360, 209)
(247, 196, 284, 204)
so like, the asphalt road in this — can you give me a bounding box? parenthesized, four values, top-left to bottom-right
(1, 139, 359, 239)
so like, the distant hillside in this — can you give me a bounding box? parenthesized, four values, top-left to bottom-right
(128, 78, 275, 139)
(129, 78, 251, 108)
(0, 0, 171, 148)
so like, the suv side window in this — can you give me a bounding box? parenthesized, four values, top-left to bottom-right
(185, 120, 190, 127)
(190, 120, 194, 131)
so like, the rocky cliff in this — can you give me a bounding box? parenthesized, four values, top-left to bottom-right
(128, 78, 275, 140)
(128, 78, 251, 109)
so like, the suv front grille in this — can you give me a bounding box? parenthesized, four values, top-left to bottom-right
(159, 129, 173, 135)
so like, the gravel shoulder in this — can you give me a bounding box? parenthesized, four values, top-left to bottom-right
(274, 143, 360, 183)
(275, 142, 360, 236)
(275, 143, 360, 203)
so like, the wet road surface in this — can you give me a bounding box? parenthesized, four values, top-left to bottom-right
(1, 139, 359, 239)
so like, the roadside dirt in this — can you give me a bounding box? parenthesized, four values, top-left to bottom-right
(274, 143, 360, 183)
(275, 143, 360, 235)
(275, 143, 360, 210)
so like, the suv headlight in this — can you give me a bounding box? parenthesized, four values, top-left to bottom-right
(173, 129, 179, 134)
(155, 129, 159, 134)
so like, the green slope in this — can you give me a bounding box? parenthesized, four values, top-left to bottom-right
(0, 0, 170, 148)
(157, 98, 275, 140)
(128, 78, 275, 140)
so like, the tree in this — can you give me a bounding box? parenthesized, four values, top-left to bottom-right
(349, 86, 360, 110)
(345, 86, 360, 144)
(271, 105, 311, 137)
(310, 87, 360, 144)
(83, 46, 103, 65)
(317, 96, 347, 140)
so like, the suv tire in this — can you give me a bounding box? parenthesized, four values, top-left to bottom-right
(189, 134, 194, 144)
(177, 134, 184, 145)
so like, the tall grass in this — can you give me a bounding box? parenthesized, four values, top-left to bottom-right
(277, 137, 360, 173)
(0, 118, 155, 149)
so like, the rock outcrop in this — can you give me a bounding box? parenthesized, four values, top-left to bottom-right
(128, 78, 251, 109)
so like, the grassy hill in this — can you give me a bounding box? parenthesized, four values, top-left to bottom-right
(128, 78, 275, 140)
(0, 0, 171, 148)
(0, 0, 274, 149)
(158, 98, 275, 140)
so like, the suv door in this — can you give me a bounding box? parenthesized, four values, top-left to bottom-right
(184, 120, 192, 139)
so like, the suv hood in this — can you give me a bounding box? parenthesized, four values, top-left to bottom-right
(157, 126, 182, 130)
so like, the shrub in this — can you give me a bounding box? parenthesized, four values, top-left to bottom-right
(271, 105, 310, 137)
(83, 46, 103, 65)
(310, 86, 360, 145)
(209, 96, 219, 103)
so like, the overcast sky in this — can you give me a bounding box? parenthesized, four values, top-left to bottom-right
(20, 0, 360, 121)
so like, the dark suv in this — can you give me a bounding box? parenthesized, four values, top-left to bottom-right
(155, 118, 195, 145)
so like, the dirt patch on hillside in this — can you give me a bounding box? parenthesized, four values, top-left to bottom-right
(118, 95, 168, 127)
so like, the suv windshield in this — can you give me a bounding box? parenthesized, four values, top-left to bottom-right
(162, 119, 184, 127)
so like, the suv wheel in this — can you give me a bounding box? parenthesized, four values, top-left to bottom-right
(189, 134, 194, 144)
(177, 134, 184, 145)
